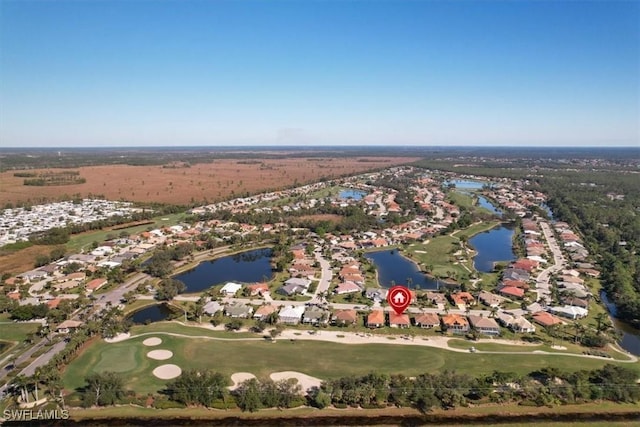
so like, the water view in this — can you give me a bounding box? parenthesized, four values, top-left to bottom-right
(174, 248, 273, 293)
(364, 249, 438, 290)
(128, 304, 175, 324)
(477, 195, 503, 217)
(444, 179, 489, 190)
(600, 291, 640, 356)
(339, 189, 367, 200)
(470, 224, 516, 273)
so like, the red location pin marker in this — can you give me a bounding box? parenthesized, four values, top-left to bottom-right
(387, 286, 411, 315)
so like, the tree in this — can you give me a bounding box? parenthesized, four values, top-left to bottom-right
(83, 371, 126, 406)
(594, 312, 612, 336)
(166, 369, 227, 407)
(156, 278, 186, 301)
(234, 378, 262, 412)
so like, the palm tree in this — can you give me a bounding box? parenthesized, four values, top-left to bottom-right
(33, 367, 43, 401)
(489, 307, 498, 318)
(14, 374, 30, 403)
(594, 312, 611, 336)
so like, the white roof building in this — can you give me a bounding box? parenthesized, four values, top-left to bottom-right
(220, 282, 243, 296)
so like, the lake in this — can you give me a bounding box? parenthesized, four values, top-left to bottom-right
(364, 250, 439, 290)
(339, 189, 367, 200)
(477, 195, 503, 217)
(470, 224, 516, 273)
(128, 304, 175, 324)
(173, 248, 273, 293)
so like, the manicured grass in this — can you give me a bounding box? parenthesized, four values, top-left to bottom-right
(92, 345, 139, 373)
(455, 221, 500, 240)
(448, 191, 475, 211)
(63, 323, 640, 396)
(406, 236, 469, 279)
(0, 322, 40, 342)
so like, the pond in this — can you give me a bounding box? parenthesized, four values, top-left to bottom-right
(128, 304, 175, 324)
(339, 189, 367, 200)
(470, 224, 516, 273)
(477, 195, 503, 217)
(173, 248, 273, 293)
(364, 249, 439, 290)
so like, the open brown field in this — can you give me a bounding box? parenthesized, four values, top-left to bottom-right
(0, 244, 55, 276)
(0, 157, 417, 206)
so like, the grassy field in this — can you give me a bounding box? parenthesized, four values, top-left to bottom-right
(0, 322, 40, 342)
(62, 322, 640, 396)
(406, 236, 470, 279)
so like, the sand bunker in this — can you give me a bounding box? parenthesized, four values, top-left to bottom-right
(147, 349, 173, 360)
(270, 371, 322, 393)
(142, 337, 162, 346)
(104, 333, 130, 343)
(227, 372, 257, 391)
(152, 364, 182, 380)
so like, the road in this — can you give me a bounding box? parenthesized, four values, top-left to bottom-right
(310, 249, 333, 302)
(534, 221, 566, 304)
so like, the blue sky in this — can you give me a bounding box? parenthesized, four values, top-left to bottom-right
(1, 0, 638, 147)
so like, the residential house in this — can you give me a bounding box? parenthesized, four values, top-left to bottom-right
(253, 304, 277, 320)
(56, 320, 83, 334)
(532, 311, 564, 327)
(333, 309, 358, 326)
(85, 278, 107, 293)
(284, 277, 311, 290)
(425, 291, 447, 309)
(365, 287, 388, 302)
(509, 316, 536, 333)
(277, 284, 304, 296)
(46, 298, 62, 309)
(225, 303, 253, 318)
(468, 315, 500, 335)
(220, 282, 242, 296)
(414, 312, 440, 329)
(502, 279, 530, 290)
(367, 310, 385, 328)
(246, 282, 270, 296)
(203, 301, 223, 315)
(334, 281, 361, 295)
(441, 314, 469, 334)
(389, 312, 410, 328)
(499, 286, 525, 299)
(450, 292, 475, 310)
(302, 306, 329, 325)
(478, 291, 507, 308)
(278, 305, 305, 325)
(548, 305, 588, 320)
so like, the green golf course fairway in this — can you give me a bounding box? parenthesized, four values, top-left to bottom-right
(63, 324, 640, 396)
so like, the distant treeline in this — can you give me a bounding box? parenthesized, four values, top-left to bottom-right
(3, 146, 635, 171)
(19, 170, 86, 186)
